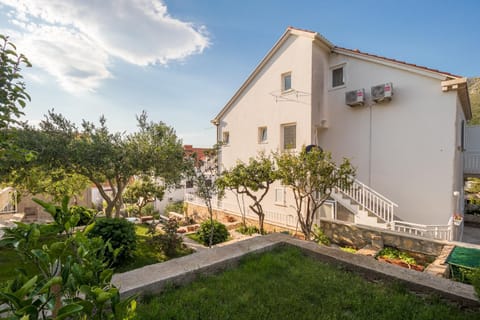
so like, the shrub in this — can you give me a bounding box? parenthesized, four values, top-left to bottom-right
(153, 218, 184, 257)
(196, 220, 229, 246)
(237, 225, 259, 236)
(88, 218, 137, 266)
(472, 268, 480, 299)
(313, 224, 330, 246)
(70, 205, 96, 226)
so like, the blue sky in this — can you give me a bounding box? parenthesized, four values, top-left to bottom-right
(0, 0, 478, 147)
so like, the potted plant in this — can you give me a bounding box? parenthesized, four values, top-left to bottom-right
(453, 213, 463, 226)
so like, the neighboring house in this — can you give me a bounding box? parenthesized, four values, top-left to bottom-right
(154, 145, 212, 213)
(207, 26, 474, 241)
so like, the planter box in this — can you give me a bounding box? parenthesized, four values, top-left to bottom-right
(377, 257, 424, 272)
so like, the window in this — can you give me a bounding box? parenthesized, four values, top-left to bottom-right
(258, 127, 267, 143)
(461, 120, 465, 151)
(282, 124, 296, 150)
(332, 66, 344, 88)
(274, 187, 285, 205)
(282, 72, 292, 91)
(222, 131, 230, 145)
(185, 180, 194, 188)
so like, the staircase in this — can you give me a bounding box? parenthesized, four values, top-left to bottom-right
(331, 176, 397, 229)
(0, 187, 17, 214)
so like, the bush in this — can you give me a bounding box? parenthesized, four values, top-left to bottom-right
(237, 225, 259, 236)
(313, 224, 330, 246)
(88, 218, 137, 266)
(70, 205, 96, 226)
(153, 218, 184, 257)
(196, 220, 229, 246)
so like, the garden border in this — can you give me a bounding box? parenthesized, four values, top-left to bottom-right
(112, 233, 479, 306)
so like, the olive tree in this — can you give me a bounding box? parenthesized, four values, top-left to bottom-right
(123, 175, 165, 216)
(275, 147, 355, 240)
(217, 153, 277, 234)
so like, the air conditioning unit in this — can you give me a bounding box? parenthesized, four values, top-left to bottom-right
(371, 82, 393, 102)
(345, 89, 365, 107)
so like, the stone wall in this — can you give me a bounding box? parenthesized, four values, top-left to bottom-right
(320, 219, 446, 256)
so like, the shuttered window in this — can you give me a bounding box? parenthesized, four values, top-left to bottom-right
(283, 124, 296, 150)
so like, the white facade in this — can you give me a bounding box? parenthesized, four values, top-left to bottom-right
(212, 27, 471, 235)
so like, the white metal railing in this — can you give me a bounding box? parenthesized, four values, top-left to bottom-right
(185, 193, 299, 229)
(391, 220, 452, 241)
(336, 176, 398, 224)
(0, 187, 17, 214)
(464, 152, 480, 175)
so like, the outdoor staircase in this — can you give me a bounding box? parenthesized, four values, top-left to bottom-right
(0, 187, 17, 214)
(330, 176, 397, 230)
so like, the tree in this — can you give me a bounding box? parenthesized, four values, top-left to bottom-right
(275, 147, 355, 240)
(217, 153, 277, 234)
(4, 110, 186, 218)
(0, 34, 32, 164)
(123, 175, 165, 216)
(0, 34, 31, 129)
(187, 146, 224, 247)
(0, 197, 137, 319)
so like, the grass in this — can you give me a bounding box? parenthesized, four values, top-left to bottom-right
(136, 247, 480, 320)
(115, 224, 192, 273)
(0, 223, 192, 279)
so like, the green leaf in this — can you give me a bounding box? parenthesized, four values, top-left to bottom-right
(16, 275, 38, 298)
(56, 303, 83, 320)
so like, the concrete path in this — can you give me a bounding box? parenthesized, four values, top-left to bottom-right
(462, 224, 480, 245)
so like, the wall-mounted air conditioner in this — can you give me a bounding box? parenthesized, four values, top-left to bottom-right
(371, 82, 393, 103)
(345, 89, 365, 107)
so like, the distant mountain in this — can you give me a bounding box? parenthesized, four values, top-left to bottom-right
(468, 77, 480, 125)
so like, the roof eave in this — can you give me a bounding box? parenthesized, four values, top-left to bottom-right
(212, 27, 333, 124)
(441, 78, 472, 120)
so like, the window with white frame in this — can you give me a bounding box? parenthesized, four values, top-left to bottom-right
(332, 66, 345, 88)
(222, 131, 230, 145)
(282, 124, 296, 150)
(274, 187, 285, 205)
(258, 126, 267, 143)
(282, 72, 292, 91)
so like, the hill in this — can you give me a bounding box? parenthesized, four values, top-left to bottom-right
(468, 77, 480, 124)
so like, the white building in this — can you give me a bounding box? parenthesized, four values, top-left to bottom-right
(209, 27, 474, 241)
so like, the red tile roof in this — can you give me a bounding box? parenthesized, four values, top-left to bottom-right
(287, 26, 462, 79)
(335, 47, 461, 79)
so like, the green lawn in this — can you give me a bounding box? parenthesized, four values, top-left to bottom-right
(115, 224, 192, 273)
(136, 247, 480, 320)
(0, 224, 192, 280)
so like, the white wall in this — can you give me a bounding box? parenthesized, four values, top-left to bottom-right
(318, 53, 460, 225)
(217, 31, 465, 227)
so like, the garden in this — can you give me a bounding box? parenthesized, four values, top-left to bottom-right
(135, 246, 480, 320)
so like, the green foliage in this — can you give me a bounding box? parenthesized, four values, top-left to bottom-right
(136, 247, 476, 320)
(70, 205, 96, 226)
(4, 110, 185, 218)
(88, 218, 137, 266)
(123, 176, 164, 216)
(236, 225, 259, 236)
(165, 201, 184, 214)
(468, 78, 480, 125)
(0, 34, 31, 129)
(196, 220, 229, 246)
(275, 147, 355, 240)
(471, 268, 480, 300)
(312, 224, 330, 246)
(217, 153, 277, 234)
(340, 247, 357, 254)
(152, 218, 184, 257)
(377, 247, 417, 266)
(0, 196, 137, 319)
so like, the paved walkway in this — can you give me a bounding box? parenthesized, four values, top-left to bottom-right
(462, 224, 480, 245)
